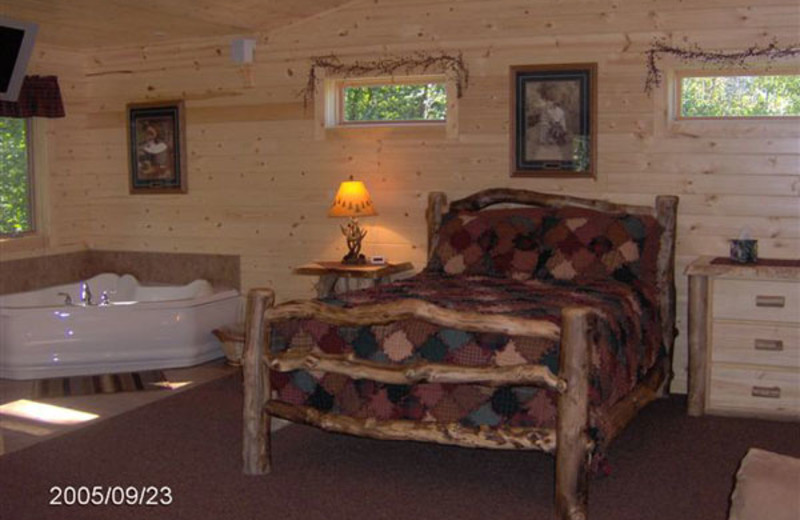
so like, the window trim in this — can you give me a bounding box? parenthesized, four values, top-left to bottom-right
(674, 69, 800, 121)
(335, 76, 448, 127)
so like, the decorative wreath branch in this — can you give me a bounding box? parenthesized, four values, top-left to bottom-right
(644, 38, 800, 94)
(299, 52, 469, 107)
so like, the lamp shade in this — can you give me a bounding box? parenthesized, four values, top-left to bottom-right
(328, 180, 377, 218)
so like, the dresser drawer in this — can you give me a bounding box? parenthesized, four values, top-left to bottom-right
(713, 279, 800, 322)
(712, 322, 800, 368)
(708, 366, 800, 418)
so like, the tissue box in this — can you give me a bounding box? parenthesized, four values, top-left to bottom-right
(730, 239, 758, 264)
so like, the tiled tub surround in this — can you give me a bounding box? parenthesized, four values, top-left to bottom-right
(0, 250, 240, 295)
(0, 251, 88, 296)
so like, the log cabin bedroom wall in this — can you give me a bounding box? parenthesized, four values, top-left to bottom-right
(2, 0, 799, 394)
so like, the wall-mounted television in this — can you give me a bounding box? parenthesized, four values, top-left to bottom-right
(0, 16, 38, 102)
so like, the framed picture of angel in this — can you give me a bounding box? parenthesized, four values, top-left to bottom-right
(510, 64, 596, 178)
(127, 100, 187, 194)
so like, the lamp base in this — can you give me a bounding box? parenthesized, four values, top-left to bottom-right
(341, 252, 367, 265)
(339, 217, 368, 265)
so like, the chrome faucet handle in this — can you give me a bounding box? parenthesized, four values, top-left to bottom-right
(80, 282, 93, 305)
(99, 291, 111, 306)
(57, 292, 73, 305)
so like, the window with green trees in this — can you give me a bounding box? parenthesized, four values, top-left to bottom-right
(342, 82, 446, 123)
(679, 74, 800, 118)
(0, 117, 34, 236)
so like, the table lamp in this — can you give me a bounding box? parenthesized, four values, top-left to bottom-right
(328, 177, 377, 264)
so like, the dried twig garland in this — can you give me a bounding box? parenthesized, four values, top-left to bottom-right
(644, 38, 800, 94)
(300, 52, 469, 107)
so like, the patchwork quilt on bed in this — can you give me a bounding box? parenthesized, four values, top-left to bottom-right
(269, 273, 662, 442)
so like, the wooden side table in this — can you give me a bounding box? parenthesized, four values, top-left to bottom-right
(686, 256, 800, 420)
(293, 261, 414, 298)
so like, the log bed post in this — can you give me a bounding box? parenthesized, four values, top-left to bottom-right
(243, 288, 275, 475)
(555, 307, 593, 520)
(655, 195, 679, 397)
(687, 274, 708, 417)
(426, 191, 447, 260)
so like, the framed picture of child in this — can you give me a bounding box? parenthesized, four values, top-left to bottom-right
(510, 64, 596, 178)
(127, 100, 187, 193)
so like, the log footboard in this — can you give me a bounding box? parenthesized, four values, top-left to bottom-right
(242, 290, 598, 520)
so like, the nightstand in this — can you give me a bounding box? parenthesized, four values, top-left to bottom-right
(686, 256, 800, 420)
(293, 261, 414, 299)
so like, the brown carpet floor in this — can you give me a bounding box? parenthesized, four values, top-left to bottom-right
(1, 374, 798, 520)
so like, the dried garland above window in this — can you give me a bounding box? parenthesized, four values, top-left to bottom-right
(644, 38, 800, 94)
(300, 52, 469, 107)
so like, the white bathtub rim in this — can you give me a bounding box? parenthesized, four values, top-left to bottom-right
(0, 273, 236, 309)
(0, 288, 240, 315)
(0, 345, 224, 380)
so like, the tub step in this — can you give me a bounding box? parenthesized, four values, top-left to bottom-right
(32, 371, 168, 398)
(213, 323, 245, 366)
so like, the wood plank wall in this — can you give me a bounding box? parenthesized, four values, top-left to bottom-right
(10, 0, 800, 392)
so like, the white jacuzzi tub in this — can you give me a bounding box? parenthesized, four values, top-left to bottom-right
(0, 273, 240, 380)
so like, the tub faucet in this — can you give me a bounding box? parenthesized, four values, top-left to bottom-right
(80, 282, 93, 306)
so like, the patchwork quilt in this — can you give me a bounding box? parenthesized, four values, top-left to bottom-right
(270, 273, 663, 443)
(270, 205, 664, 445)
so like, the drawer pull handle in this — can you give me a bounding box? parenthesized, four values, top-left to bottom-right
(754, 339, 784, 351)
(751, 386, 781, 399)
(755, 295, 785, 308)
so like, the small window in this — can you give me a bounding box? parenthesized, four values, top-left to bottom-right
(677, 72, 800, 119)
(0, 117, 35, 236)
(338, 79, 446, 125)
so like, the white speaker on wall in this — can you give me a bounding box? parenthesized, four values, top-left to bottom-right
(231, 38, 256, 64)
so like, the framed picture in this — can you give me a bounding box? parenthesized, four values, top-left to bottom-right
(127, 100, 187, 194)
(510, 63, 597, 178)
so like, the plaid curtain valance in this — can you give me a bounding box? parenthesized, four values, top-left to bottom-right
(0, 75, 65, 118)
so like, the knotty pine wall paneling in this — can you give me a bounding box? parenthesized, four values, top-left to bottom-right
(76, 0, 800, 393)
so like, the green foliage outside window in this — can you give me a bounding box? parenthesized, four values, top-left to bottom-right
(343, 83, 446, 122)
(0, 117, 33, 235)
(681, 74, 800, 118)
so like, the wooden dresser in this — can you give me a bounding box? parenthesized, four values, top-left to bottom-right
(686, 256, 799, 420)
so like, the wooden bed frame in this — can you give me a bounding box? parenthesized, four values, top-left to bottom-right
(242, 188, 678, 520)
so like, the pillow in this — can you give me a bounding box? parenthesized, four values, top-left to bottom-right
(426, 206, 662, 283)
(729, 448, 800, 520)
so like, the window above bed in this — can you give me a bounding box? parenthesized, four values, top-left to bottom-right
(676, 71, 800, 119)
(339, 79, 446, 125)
(324, 75, 448, 127)
(317, 74, 458, 139)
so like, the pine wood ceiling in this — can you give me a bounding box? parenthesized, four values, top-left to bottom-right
(1, 0, 354, 49)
